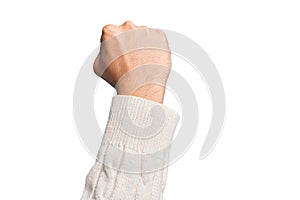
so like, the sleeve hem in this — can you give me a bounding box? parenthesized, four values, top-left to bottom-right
(101, 95, 180, 154)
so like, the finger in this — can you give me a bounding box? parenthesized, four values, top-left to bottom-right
(120, 20, 136, 31)
(101, 24, 121, 42)
(137, 25, 148, 29)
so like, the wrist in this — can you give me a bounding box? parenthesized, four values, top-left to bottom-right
(117, 84, 166, 104)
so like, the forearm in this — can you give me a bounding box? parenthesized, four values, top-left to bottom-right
(81, 20, 176, 200)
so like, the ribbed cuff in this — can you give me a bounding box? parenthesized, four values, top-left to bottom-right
(96, 95, 179, 173)
(102, 95, 179, 153)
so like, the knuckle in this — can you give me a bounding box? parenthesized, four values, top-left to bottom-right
(123, 20, 135, 27)
(139, 25, 148, 29)
(102, 24, 114, 32)
(124, 20, 132, 24)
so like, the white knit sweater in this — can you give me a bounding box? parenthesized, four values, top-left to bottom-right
(81, 95, 180, 200)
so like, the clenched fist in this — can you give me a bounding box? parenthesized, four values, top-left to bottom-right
(93, 21, 171, 103)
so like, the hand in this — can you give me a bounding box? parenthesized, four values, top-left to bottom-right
(93, 21, 171, 103)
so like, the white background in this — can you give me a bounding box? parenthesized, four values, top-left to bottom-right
(0, 0, 300, 199)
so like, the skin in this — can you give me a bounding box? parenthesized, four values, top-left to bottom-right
(93, 21, 171, 103)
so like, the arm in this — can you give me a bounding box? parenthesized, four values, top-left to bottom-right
(81, 21, 179, 200)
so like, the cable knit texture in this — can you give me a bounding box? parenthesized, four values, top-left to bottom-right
(81, 95, 179, 200)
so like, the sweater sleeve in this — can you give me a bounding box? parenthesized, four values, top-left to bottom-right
(81, 95, 180, 200)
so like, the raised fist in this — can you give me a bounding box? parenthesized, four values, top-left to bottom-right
(93, 21, 171, 103)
